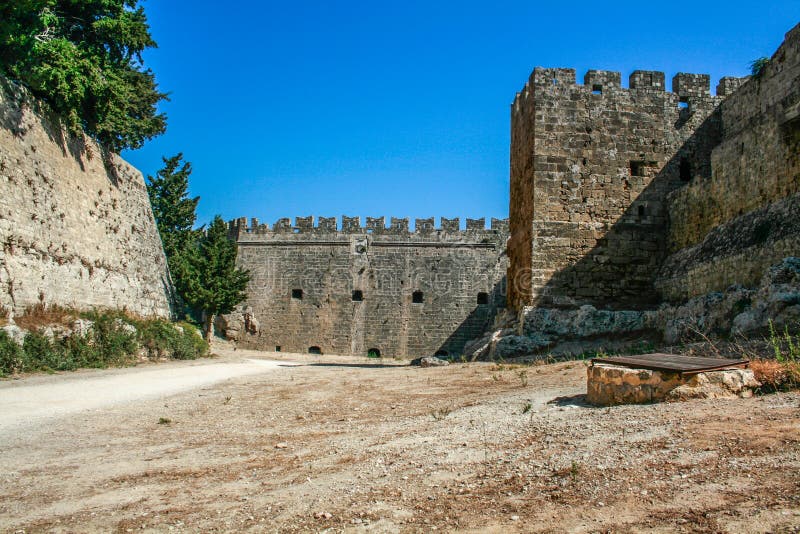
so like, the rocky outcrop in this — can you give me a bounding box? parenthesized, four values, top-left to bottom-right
(216, 306, 260, 340)
(466, 257, 800, 360)
(658, 257, 800, 344)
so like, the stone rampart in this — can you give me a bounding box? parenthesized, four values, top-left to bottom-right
(229, 216, 508, 358)
(657, 24, 800, 300)
(0, 77, 172, 318)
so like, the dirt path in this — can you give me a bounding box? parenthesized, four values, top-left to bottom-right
(0, 350, 798, 533)
(0, 353, 296, 433)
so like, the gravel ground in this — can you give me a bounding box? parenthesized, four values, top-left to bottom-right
(0, 348, 798, 533)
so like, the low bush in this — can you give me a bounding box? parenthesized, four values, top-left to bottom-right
(15, 303, 76, 331)
(751, 359, 800, 393)
(22, 331, 76, 372)
(0, 330, 24, 376)
(136, 319, 208, 360)
(0, 310, 209, 377)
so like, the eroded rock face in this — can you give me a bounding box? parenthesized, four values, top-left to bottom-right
(665, 369, 760, 401)
(587, 363, 760, 406)
(663, 257, 800, 343)
(476, 257, 800, 359)
(410, 356, 450, 367)
(216, 306, 260, 340)
(493, 334, 551, 359)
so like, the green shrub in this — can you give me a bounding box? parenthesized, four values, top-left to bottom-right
(136, 319, 208, 360)
(174, 322, 209, 360)
(90, 315, 138, 365)
(23, 331, 76, 372)
(2, 311, 209, 376)
(0, 331, 24, 376)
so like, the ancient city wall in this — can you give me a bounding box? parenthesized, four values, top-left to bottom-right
(657, 24, 800, 302)
(508, 66, 731, 310)
(230, 216, 508, 358)
(0, 77, 173, 318)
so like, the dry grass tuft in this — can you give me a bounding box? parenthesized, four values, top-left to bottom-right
(750, 359, 800, 392)
(14, 304, 78, 331)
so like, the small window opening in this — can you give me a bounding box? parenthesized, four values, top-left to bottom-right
(308, 346, 322, 355)
(678, 96, 689, 109)
(477, 292, 490, 305)
(412, 291, 424, 304)
(291, 288, 303, 300)
(638, 205, 646, 217)
(367, 348, 381, 358)
(552, 78, 558, 86)
(352, 290, 363, 302)
(630, 161, 646, 177)
(592, 84, 602, 95)
(275, 346, 281, 352)
(434, 350, 449, 357)
(679, 158, 692, 182)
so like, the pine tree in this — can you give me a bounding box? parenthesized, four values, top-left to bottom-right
(182, 216, 250, 341)
(146, 154, 198, 260)
(146, 154, 199, 303)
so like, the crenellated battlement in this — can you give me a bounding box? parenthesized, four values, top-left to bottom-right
(228, 216, 510, 239)
(512, 66, 748, 112)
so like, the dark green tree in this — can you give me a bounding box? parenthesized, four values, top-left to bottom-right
(147, 154, 199, 261)
(0, 0, 167, 151)
(147, 154, 199, 304)
(182, 216, 250, 341)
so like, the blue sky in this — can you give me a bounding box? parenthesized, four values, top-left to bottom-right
(123, 1, 800, 228)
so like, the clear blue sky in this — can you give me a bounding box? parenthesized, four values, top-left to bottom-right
(123, 1, 800, 228)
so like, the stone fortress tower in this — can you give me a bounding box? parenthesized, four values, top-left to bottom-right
(228, 23, 799, 358)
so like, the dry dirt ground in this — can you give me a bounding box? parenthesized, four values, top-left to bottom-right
(0, 348, 798, 533)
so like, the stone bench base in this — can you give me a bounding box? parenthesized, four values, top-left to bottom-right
(587, 363, 760, 406)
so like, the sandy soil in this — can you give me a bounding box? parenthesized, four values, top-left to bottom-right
(0, 348, 798, 533)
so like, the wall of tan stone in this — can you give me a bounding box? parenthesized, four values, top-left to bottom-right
(230, 216, 508, 358)
(666, 24, 800, 253)
(657, 24, 800, 301)
(508, 67, 726, 310)
(0, 78, 173, 318)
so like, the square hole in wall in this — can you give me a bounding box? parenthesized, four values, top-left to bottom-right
(412, 291, 424, 304)
(291, 289, 303, 300)
(477, 292, 490, 305)
(630, 161, 646, 177)
(352, 290, 363, 302)
(275, 346, 281, 352)
(592, 84, 602, 95)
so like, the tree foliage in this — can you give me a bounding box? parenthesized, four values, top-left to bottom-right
(750, 57, 770, 78)
(181, 216, 250, 340)
(0, 0, 167, 151)
(146, 153, 199, 277)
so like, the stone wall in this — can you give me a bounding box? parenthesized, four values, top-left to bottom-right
(229, 216, 508, 358)
(508, 66, 732, 310)
(0, 77, 172, 318)
(657, 24, 800, 301)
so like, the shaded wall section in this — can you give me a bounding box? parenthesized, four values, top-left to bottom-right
(0, 77, 172, 318)
(658, 23, 800, 302)
(508, 66, 730, 310)
(231, 216, 508, 358)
